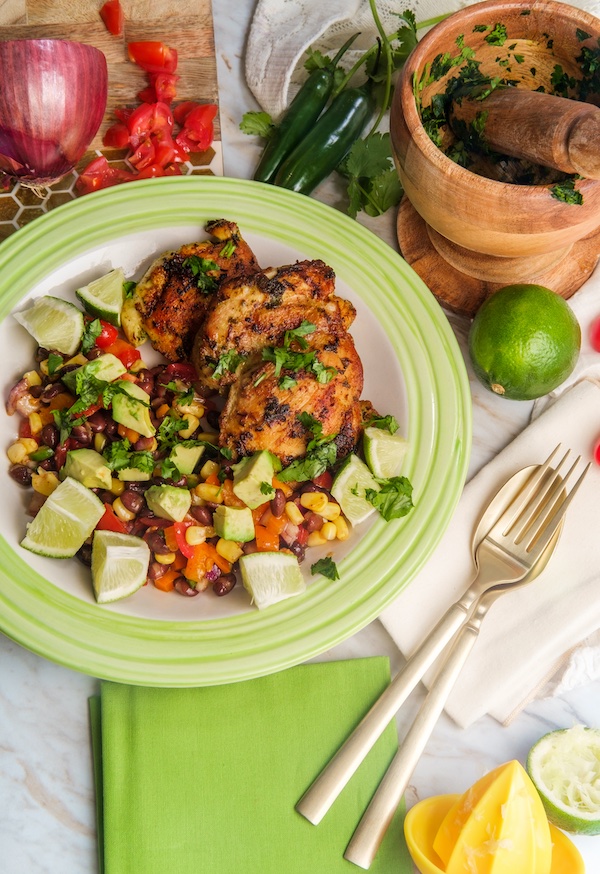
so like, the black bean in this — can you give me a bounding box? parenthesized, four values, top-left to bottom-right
(71, 424, 92, 446)
(242, 541, 259, 555)
(174, 577, 199, 597)
(303, 511, 323, 533)
(147, 561, 168, 582)
(9, 464, 32, 486)
(39, 383, 64, 403)
(288, 542, 306, 563)
(29, 385, 44, 398)
(133, 435, 156, 452)
(35, 347, 49, 363)
(300, 482, 329, 495)
(40, 423, 59, 448)
(120, 489, 144, 514)
(270, 488, 286, 518)
(144, 528, 171, 555)
(38, 458, 57, 471)
(86, 410, 108, 433)
(104, 418, 118, 439)
(213, 573, 236, 596)
(206, 409, 221, 430)
(76, 543, 93, 566)
(190, 505, 213, 526)
(87, 347, 104, 360)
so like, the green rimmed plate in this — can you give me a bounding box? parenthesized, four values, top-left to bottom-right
(0, 176, 471, 685)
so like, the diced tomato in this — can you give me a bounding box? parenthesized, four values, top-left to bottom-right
(173, 101, 201, 125)
(591, 316, 600, 353)
(295, 525, 309, 547)
(175, 103, 216, 153)
(103, 338, 142, 370)
(76, 156, 134, 195)
(135, 164, 166, 179)
(126, 102, 174, 148)
(163, 163, 183, 176)
(128, 41, 178, 74)
(164, 362, 198, 382)
(129, 137, 156, 170)
(95, 320, 119, 349)
(99, 0, 124, 36)
(72, 401, 102, 420)
(594, 437, 600, 466)
(18, 419, 33, 439)
(54, 439, 75, 471)
(139, 72, 179, 105)
(313, 471, 333, 490)
(114, 107, 135, 126)
(255, 524, 280, 552)
(103, 122, 131, 150)
(97, 503, 129, 534)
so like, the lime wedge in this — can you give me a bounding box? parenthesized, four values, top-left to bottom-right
(363, 426, 408, 478)
(330, 453, 379, 526)
(527, 724, 600, 835)
(75, 267, 125, 326)
(21, 476, 104, 558)
(239, 551, 305, 609)
(13, 295, 84, 356)
(91, 530, 151, 604)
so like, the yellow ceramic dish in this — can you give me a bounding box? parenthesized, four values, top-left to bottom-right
(404, 794, 585, 874)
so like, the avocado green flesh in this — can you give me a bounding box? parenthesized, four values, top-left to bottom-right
(61, 449, 113, 489)
(111, 380, 155, 437)
(214, 505, 255, 542)
(232, 450, 279, 509)
(144, 484, 191, 522)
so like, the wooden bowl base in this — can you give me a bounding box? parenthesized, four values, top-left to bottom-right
(397, 197, 600, 318)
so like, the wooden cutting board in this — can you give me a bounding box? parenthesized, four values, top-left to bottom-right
(0, 0, 222, 240)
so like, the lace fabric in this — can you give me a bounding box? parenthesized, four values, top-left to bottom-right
(245, 0, 600, 118)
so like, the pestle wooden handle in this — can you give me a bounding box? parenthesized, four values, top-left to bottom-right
(449, 88, 600, 178)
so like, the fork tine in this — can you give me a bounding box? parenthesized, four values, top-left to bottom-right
(522, 461, 590, 554)
(510, 451, 576, 543)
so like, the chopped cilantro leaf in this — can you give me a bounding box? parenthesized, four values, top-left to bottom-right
(123, 280, 137, 299)
(484, 23, 508, 46)
(220, 239, 237, 258)
(182, 256, 220, 293)
(550, 178, 583, 205)
(367, 414, 399, 434)
(239, 111, 274, 138)
(212, 350, 246, 379)
(47, 352, 64, 375)
(156, 411, 188, 447)
(81, 318, 102, 355)
(365, 475, 414, 521)
(260, 481, 276, 496)
(278, 413, 337, 483)
(311, 557, 340, 581)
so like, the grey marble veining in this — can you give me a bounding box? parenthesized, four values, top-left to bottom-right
(1, 2, 599, 872)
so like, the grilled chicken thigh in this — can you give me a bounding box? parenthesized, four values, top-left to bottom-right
(121, 220, 259, 361)
(219, 331, 364, 464)
(191, 259, 356, 392)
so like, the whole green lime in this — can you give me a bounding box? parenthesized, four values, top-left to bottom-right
(468, 284, 581, 400)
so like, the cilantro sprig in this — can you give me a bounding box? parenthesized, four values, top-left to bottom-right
(182, 255, 220, 293)
(278, 412, 337, 483)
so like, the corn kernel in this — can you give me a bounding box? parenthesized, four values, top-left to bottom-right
(175, 399, 205, 418)
(112, 497, 135, 521)
(197, 431, 218, 445)
(200, 459, 220, 480)
(285, 501, 304, 526)
(31, 470, 60, 496)
(321, 521, 337, 541)
(128, 359, 148, 374)
(320, 501, 341, 521)
(216, 538, 244, 563)
(177, 414, 200, 439)
(24, 370, 42, 387)
(28, 412, 43, 436)
(300, 491, 329, 514)
(185, 526, 208, 546)
(194, 483, 223, 504)
(307, 531, 328, 548)
(190, 491, 207, 507)
(155, 552, 176, 565)
(155, 403, 170, 419)
(334, 516, 350, 541)
(64, 354, 88, 368)
(94, 433, 107, 453)
(110, 478, 125, 496)
(39, 360, 50, 377)
(7, 440, 33, 465)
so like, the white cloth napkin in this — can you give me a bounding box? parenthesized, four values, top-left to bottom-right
(380, 379, 600, 728)
(245, 0, 600, 118)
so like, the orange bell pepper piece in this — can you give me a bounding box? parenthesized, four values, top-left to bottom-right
(255, 524, 280, 552)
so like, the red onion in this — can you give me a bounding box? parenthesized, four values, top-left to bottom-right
(0, 39, 108, 188)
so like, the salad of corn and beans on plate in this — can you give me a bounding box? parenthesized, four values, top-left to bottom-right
(5, 266, 413, 609)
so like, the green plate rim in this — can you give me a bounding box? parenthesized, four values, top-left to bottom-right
(0, 175, 472, 685)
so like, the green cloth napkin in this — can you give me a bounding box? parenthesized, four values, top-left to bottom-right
(90, 657, 413, 874)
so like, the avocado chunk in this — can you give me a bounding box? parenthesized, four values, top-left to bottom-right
(214, 505, 255, 543)
(111, 380, 155, 438)
(169, 443, 205, 476)
(117, 467, 152, 482)
(145, 484, 191, 522)
(232, 451, 281, 509)
(61, 448, 113, 489)
(61, 353, 126, 394)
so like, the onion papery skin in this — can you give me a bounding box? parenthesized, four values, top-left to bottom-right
(0, 39, 108, 187)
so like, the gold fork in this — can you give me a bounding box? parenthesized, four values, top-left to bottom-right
(296, 446, 589, 869)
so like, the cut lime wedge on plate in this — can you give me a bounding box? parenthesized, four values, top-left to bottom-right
(13, 295, 84, 356)
(239, 551, 306, 609)
(363, 426, 408, 478)
(21, 476, 104, 558)
(76, 267, 125, 326)
(91, 531, 151, 604)
(331, 454, 379, 526)
(527, 724, 600, 835)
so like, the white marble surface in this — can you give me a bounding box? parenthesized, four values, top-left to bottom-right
(1, 2, 599, 872)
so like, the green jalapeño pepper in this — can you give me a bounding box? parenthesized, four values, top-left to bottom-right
(253, 32, 360, 185)
(273, 82, 375, 196)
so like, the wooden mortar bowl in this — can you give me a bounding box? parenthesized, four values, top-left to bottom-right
(390, 0, 600, 313)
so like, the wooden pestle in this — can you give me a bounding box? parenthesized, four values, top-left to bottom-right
(448, 87, 600, 178)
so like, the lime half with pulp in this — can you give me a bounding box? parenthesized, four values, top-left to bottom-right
(527, 724, 600, 835)
(92, 530, 151, 603)
(13, 295, 84, 356)
(21, 476, 105, 558)
(363, 426, 408, 479)
(331, 453, 379, 526)
(76, 267, 125, 327)
(239, 551, 305, 609)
